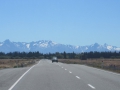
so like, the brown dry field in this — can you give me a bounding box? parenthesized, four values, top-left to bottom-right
(0, 59, 39, 69)
(58, 59, 120, 73)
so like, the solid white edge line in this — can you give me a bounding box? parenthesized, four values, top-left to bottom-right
(8, 64, 37, 90)
(76, 76, 80, 79)
(88, 84, 95, 89)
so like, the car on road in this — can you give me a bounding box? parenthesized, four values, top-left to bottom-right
(52, 57, 58, 63)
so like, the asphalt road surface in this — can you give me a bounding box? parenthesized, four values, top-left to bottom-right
(0, 59, 120, 90)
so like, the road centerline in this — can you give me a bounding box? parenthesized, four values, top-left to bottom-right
(88, 84, 95, 89)
(76, 76, 80, 79)
(69, 71, 72, 73)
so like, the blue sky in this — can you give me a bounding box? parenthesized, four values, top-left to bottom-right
(0, 0, 120, 46)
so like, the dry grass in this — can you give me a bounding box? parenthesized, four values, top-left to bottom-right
(58, 59, 120, 73)
(0, 59, 39, 69)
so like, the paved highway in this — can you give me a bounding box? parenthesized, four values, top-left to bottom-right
(0, 59, 120, 90)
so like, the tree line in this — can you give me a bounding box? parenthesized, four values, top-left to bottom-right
(0, 51, 120, 59)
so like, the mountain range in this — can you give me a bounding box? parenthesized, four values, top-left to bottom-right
(0, 39, 120, 53)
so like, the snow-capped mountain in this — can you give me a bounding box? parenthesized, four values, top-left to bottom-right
(0, 39, 120, 53)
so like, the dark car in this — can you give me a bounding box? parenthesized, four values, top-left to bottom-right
(52, 57, 58, 63)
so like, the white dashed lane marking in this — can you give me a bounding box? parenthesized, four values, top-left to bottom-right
(88, 84, 95, 89)
(76, 76, 80, 79)
(59, 65, 96, 90)
(59, 65, 96, 89)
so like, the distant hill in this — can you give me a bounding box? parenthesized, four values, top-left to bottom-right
(0, 39, 120, 53)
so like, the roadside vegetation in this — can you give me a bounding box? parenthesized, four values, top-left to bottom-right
(0, 51, 120, 72)
(0, 51, 120, 59)
(59, 59, 120, 73)
(0, 59, 39, 69)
